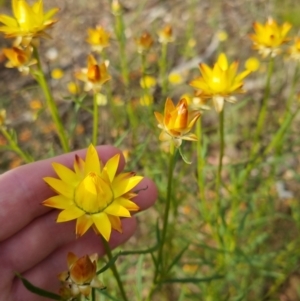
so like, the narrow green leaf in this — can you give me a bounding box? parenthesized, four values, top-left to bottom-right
(97, 252, 119, 275)
(179, 146, 192, 164)
(166, 244, 189, 273)
(98, 289, 122, 301)
(15, 273, 62, 300)
(160, 274, 224, 284)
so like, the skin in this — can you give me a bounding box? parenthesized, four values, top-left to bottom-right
(0, 145, 157, 301)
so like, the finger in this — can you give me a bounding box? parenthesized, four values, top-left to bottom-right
(11, 218, 137, 301)
(0, 177, 157, 276)
(0, 145, 125, 241)
(133, 177, 158, 211)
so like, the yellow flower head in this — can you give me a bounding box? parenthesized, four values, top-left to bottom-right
(288, 37, 300, 61)
(189, 53, 251, 112)
(75, 55, 110, 93)
(136, 31, 154, 53)
(86, 26, 110, 53)
(140, 75, 157, 89)
(249, 17, 292, 58)
(158, 25, 174, 44)
(58, 252, 104, 298)
(154, 97, 200, 148)
(43, 144, 143, 241)
(3, 46, 37, 74)
(0, 0, 59, 46)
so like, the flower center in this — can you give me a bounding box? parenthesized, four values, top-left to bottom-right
(74, 172, 114, 214)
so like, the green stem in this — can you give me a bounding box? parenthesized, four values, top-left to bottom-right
(159, 42, 168, 96)
(155, 144, 177, 282)
(0, 127, 33, 163)
(32, 47, 69, 153)
(216, 109, 224, 196)
(113, 9, 129, 87)
(237, 61, 298, 187)
(250, 58, 274, 156)
(91, 288, 96, 301)
(92, 93, 98, 145)
(196, 119, 205, 202)
(101, 237, 128, 301)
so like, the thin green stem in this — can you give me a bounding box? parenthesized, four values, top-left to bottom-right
(91, 288, 96, 301)
(250, 58, 274, 157)
(159, 42, 168, 96)
(101, 237, 128, 301)
(286, 63, 299, 113)
(92, 93, 98, 145)
(32, 47, 69, 152)
(113, 9, 129, 87)
(216, 109, 224, 196)
(196, 118, 206, 203)
(237, 61, 299, 188)
(0, 127, 33, 163)
(155, 144, 177, 282)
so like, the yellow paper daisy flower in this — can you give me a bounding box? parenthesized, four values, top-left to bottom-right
(189, 53, 251, 112)
(0, 0, 59, 45)
(154, 97, 200, 148)
(249, 17, 291, 58)
(43, 144, 143, 241)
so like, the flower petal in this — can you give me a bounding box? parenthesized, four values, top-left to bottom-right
(115, 197, 139, 211)
(113, 175, 143, 198)
(43, 195, 72, 209)
(84, 144, 101, 175)
(43, 177, 74, 198)
(57, 206, 84, 222)
(108, 215, 122, 232)
(52, 162, 79, 185)
(103, 154, 119, 183)
(104, 202, 131, 217)
(92, 213, 111, 241)
(76, 214, 93, 236)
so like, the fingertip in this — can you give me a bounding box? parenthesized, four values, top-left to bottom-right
(133, 177, 157, 211)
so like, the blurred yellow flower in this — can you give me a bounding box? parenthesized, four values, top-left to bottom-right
(0, 0, 59, 46)
(217, 30, 228, 42)
(249, 17, 291, 58)
(86, 26, 110, 53)
(140, 94, 153, 106)
(43, 144, 143, 241)
(136, 31, 154, 53)
(245, 57, 260, 72)
(140, 75, 157, 89)
(3, 46, 37, 74)
(189, 53, 251, 112)
(168, 72, 184, 85)
(67, 81, 80, 95)
(51, 68, 64, 79)
(154, 97, 200, 148)
(75, 55, 110, 93)
(288, 37, 300, 61)
(58, 252, 104, 298)
(158, 25, 174, 44)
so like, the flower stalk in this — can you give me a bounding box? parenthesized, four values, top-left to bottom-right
(217, 109, 225, 197)
(196, 118, 205, 203)
(101, 237, 128, 301)
(92, 93, 99, 145)
(32, 47, 69, 152)
(155, 144, 177, 281)
(0, 126, 33, 163)
(251, 58, 274, 156)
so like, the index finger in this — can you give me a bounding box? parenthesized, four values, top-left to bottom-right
(0, 145, 125, 242)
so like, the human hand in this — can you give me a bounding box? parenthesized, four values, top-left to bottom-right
(0, 145, 157, 301)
